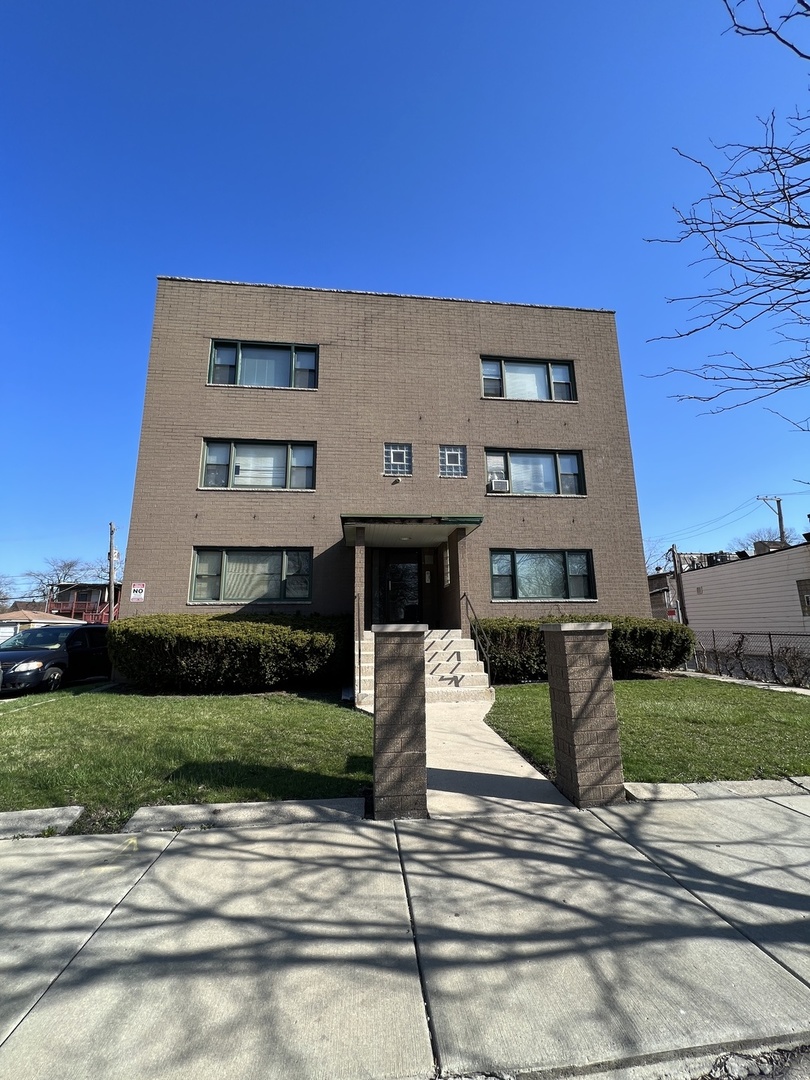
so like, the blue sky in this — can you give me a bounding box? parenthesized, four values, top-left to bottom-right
(2, 1, 808, 599)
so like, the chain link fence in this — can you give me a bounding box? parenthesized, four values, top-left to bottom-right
(691, 630, 810, 689)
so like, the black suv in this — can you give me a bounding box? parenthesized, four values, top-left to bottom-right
(0, 624, 111, 692)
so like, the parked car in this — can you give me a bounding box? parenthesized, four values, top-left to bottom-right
(0, 624, 111, 692)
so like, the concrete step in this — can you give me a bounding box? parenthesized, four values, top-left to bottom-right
(425, 659, 483, 675)
(426, 686, 495, 703)
(363, 628, 466, 641)
(356, 630, 491, 711)
(428, 672, 490, 688)
(425, 639, 478, 653)
(357, 686, 494, 711)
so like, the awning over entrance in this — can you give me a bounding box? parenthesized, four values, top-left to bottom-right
(341, 514, 482, 548)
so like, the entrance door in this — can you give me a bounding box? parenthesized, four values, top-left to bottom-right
(381, 550, 421, 623)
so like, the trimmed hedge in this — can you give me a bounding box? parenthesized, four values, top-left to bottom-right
(478, 615, 695, 683)
(108, 613, 352, 694)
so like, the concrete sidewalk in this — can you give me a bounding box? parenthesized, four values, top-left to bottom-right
(2, 704, 810, 1080)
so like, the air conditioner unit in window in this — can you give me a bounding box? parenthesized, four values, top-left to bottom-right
(488, 479, 510, 493)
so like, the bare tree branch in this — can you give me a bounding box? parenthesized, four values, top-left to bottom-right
(721, 0, 810, 60)
(652, 5, 810, 422)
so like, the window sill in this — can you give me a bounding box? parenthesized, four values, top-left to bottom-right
(187, 600, 313, 607)
(490, 598, 597, 604)
(485, 492, 586, 498)
(480, 396, 578, 404)
(206, 383, 318, 392)
(197, 487, 316, 493)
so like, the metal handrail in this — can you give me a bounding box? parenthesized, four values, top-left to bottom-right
(354, 593, 362, 698)
(461, 592, 492, 682)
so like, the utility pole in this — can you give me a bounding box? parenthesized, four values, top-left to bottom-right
(756, 495, 787, 546)
(669, 544, 688, 625)
(108, 522, 117, 623)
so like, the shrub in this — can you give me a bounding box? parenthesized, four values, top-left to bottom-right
(108, 613, 352, 694)
(478, 615, 695, 683)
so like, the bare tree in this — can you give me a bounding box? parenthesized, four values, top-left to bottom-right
(84, 550, 124, 583)
(0, 574, 15, 612)
(659, 2, 810, 428)
(24, 557, 92, 601)
(730, 523, 801, 549)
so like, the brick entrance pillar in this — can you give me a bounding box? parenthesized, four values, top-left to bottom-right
(543, 622, 625, 808)
(371, 624, 428, 820)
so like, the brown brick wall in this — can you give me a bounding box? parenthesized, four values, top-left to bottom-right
(122, 279, 650, 620)
(372, 627, 428, 820)
(545, 626, 625, 807)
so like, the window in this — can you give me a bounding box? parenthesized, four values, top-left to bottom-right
(191, 548, 312, 602)
(490, 550, 595, 600)
(481, 357, 575, 401)
(201, 441, 315, 490)
(209, 341, 317, 389)
(439, 445, 467, 477)
(384, 443, 413, 476)
(485, 450, 584, 495)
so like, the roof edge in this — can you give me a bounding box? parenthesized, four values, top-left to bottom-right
(155, 276, 616, 316)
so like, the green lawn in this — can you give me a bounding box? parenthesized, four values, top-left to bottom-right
(0, 685, 372, 833)
(486, 677, 810, 783)
(2, 677, 808, 835)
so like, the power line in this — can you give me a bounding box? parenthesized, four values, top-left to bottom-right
(644, 498, 760, 546)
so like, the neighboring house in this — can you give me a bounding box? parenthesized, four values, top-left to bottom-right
(121, 278, 650, 697)
(46, 582, 121, 624)
(679, 541, 810, 635)
(648, 553, 738, 621)
(0, 610, 84, 644)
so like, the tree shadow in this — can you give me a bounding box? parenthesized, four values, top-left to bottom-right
(165, 758, 372, 801)
(2, 784, 810, 1079)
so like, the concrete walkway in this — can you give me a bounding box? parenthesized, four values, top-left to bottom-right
(426, 700, 572, 816)
(2, 703, 810, 1080)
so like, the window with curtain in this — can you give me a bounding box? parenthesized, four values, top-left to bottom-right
(201, 441, 315, 490)
(209, 341, 318, 389)
(481, 357, 576, 401)
(191, 548, 312, 602)
(485, 450, 584, 495)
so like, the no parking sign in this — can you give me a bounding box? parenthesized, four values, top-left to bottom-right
(130, 582, 146, 603)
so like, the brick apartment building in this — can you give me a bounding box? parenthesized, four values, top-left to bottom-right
(122, 278, 650, 692)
